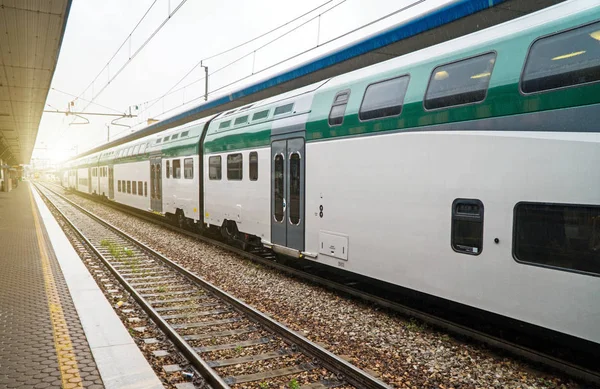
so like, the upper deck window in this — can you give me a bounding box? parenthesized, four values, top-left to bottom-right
(252, 110, 269, 121)
(219, 120, 231, 129)
(234, 115, 249, 126)
(163, 136, 170, 142)
(521, 21, 600, 94)
(171, 133, 179, 140)
(156, 138, 162, 144)
(425, 52, 496, 110)
(359, 76, 409, 120)
(181, 131, 189, 137)
(274, 103, 293, 116)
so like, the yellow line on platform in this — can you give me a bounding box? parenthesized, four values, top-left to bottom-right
(29, 187, 83, 389)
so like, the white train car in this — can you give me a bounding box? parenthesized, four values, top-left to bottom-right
(202, 85, 323, 244)
(60, 0, 600, 351)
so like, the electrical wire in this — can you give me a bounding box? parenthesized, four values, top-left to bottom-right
(80, 0, 190, 113)
(75, 0, 160, 102)
(52, 88, 124, 113)
(115, 0, 426, 138)
(140, 0, 341, 112)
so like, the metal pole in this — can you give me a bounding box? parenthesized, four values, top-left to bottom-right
(201, 61, 208, 101)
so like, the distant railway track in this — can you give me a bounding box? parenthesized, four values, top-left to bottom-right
(34, 182, 391, 389)
(37, 181, 600, 386)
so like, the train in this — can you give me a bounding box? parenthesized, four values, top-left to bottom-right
(62, 0, 600, 349)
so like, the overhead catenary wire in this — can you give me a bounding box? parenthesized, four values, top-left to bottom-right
(52, 88, 124, 114)
(124, 0, 425, 134)
(79, 0, 190, 114)
(74, 0, 160, 103)
(140, 0, 342, 113)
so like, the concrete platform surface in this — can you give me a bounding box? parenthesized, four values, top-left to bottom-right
(0, 183, 163, 389)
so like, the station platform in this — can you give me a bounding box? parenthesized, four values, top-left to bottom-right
(0, 183, 163, 389)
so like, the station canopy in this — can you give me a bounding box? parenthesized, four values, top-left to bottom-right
(0, 0, 72, 165)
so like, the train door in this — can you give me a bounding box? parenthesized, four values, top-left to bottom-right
(88, 168, 92, 193)
(150, 157, 162, 212)
(108, 166, 114, 199)
(271, 137, 305, 251)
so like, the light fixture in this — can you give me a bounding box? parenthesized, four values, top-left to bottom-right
(434, 70, 449, 81)
(590, 30, 600, 41)
(552, 50, 586, 60)
(471, 72, 491, 79)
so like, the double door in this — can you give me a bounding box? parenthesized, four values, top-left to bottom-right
(150, 157, 162, 212)
(271, 137, 305, 251)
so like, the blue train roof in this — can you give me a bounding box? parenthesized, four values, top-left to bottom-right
(74, 0, 561, 159)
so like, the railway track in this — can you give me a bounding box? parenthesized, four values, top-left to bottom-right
(34, 182, 391, 389)
(37, 182, 600, 387)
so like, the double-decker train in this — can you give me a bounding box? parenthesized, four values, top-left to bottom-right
(63, 0, 600, 349)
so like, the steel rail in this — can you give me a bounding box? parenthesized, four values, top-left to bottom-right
(34, 182, 392, 389)
(38, 182, 600, 385)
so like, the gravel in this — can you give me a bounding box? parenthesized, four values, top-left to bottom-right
(58, 188, 580, 389)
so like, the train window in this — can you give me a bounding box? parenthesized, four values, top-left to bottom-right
(274, 154, 284, 223)
(252, 110, 269, 121)
(209, 156, 221, 180)
(163, 136, 170, 142)
(514, 203, 600, 275)
(359, 75, 409, 120)
(132, 181, 137, 195)
(171, 133, 179, 140)
(166, 160, 171, 179)
(133, 145, 140, 155)
(144, 182, 148, 197)
(451, 199, 484, 255)
(425, 53, 496, 110)
(140, 144, 147, 154)
(138, 181, 143, 196)
(219, 120, 231, 129)
(329, 90, 350, 126)
(184, 158, 193, 179)
(156, 138, 162, 144)
(173, 159, 181, 179)
(181, 131, 189, 137)
(289, 152, 301, 225)
(128, 147, 135, 156)
(521, 21, 600, 94)
(118, 180, 121, 192)
(234, 115, 248, 126)
(227, 153, 243, 180)
(127, 181, 131, 194)
(249, 152, 258, 181)
(274, 103, 293, 116)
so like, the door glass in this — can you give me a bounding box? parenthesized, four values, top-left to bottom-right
(274, 154, 284, 222)
(289, 153, 301, 225)
(156, 163, 162, 200)
(150, 165, 156, 198)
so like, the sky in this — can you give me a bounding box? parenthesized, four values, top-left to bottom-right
(32, 0, 449, 165)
